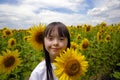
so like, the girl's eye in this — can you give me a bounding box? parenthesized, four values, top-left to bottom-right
(48, 37, 53, 40)
(59, 38, 65, 41)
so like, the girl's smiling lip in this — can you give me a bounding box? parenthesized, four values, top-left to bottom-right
(51, 48, 60, 51)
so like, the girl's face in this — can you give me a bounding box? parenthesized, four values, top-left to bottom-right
(44, 28, 68, 62)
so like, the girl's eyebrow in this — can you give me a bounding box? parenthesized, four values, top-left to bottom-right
(47, 34, 53, 37)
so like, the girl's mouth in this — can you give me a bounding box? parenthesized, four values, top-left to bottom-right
(52, 48, 60, 51)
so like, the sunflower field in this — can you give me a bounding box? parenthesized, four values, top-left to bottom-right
(0, 22, 120, 80)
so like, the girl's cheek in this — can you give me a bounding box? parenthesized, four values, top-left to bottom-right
(46, 42, 51, 47)
(62, 44, 67, 49)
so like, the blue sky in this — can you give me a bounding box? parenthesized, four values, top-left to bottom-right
(0, 0, 120, 29)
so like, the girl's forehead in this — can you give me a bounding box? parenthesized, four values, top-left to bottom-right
(48, 28, 59, 36)
(46, 26, 66, 37)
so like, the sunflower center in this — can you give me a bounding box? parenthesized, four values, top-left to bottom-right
(6, 31, 11, 35)
(82, 43, 88, 49)
(106, 37, 110, 40)
(35, 32, 43, 44)
(86, 26, 90, 32)
(24, 37, 27, 41)
(65, 59, 80, 76)
(99, 35, 101, 40)
(11, 40, 15, 46)
(4, 56, 15, 67)
(72, 45, 77, 50)
(77, 36, 80, 40)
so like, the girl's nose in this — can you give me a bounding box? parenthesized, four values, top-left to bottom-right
(53, 39, 59, 46)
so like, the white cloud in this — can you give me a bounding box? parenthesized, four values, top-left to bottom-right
(38, 10, 85, 25)
(87, 7, 108, 16)
(21, 0, 84, 11)
(87, 0, 120, 25)
(0, 0, 87, 29)
(0, 0, 120, 29)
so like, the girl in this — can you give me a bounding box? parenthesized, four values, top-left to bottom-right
(29, 22, 70, 80)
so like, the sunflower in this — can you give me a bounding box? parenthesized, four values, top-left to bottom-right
(83, 24, 87, 29)
(67, 26, 72, 31)
(0, 49, 22, 74)
(28, 25, 45, 50)
(23, 36, 31, 42)
(97, 32, 102, 41)
(8, 38, 16, 48)
(77, 25, 82, 29)
(3, 29, 12, 37)
(85, 25, 92, 32)
(109, 26, 114, 32)
(53, 48, 88, 80)
(100, 22, 106, 28)
(105, 34, 110, 42)
(118, 26, 120, 32)
(70, 32, 74, 36)
(80, 38, 89, 51)
(76, 34, 81, 40)
(99, 28, 105, 33)
(71, 42, 79, 50)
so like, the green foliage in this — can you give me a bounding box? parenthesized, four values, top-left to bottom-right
(113, 71, 120, 79)
(112, 62, 120, 79)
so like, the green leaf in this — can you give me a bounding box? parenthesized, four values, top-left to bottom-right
(117, 63, 120, 66)
(113, 71, 120, 79)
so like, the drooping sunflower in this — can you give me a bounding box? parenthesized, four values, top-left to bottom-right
(8, 38, 16, 48)
(0, 49, 22, 74)
(28, 25, 45, 50)
(80, 38, 89, 51)
(54, 48, 88, 80)
(3, 29, 12, 37)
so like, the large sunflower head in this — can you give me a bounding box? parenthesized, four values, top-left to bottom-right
(8, 38, 16, 48)
(0, 49, 22, 74)
(28, 25, 45, 50)
(80, 38, 90, 51)
(3, 29, 12, 37)
(53, 48, 88, 80)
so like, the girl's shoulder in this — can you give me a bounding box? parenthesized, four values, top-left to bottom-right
(34, 60, 46, 72)
(29, 60, 46, 80)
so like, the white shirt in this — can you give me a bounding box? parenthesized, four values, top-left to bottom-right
(29, 60, 58, 80)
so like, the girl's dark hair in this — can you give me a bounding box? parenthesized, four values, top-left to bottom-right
(43, 22, 70, 80)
